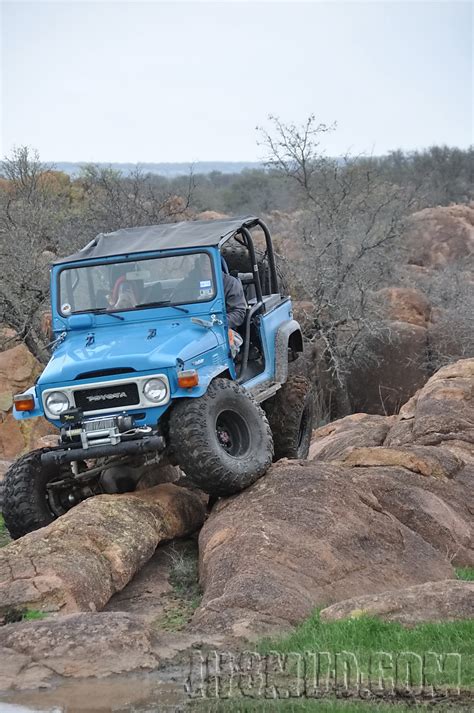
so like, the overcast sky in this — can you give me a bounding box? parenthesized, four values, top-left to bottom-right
(1, 1, 472, 162)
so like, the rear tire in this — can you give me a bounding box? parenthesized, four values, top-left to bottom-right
(264, 374, 314, 461)
(2, 449, 57, 539)
(168, 378, 273, 496)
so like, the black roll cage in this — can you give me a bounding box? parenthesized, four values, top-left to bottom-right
(222, 218, 279, 302)
(220, 219, 281, 382)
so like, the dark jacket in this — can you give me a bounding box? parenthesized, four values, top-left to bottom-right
(223, 273, 247, 329)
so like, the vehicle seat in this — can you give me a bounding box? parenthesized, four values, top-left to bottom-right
(230, 270, 256, 303)
(144, 282, 163, 303)
(130, 278, 145, 304)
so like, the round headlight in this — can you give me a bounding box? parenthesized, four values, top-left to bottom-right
(143, 378, 168, 404)
(45, 391, 70, 416)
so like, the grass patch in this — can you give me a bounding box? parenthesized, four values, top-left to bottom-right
(257, 610, 473, 692)
(0, 514, 11, 548)
(154, 540, 201, 632)
(2, 607, 48, 624)
(21, 608, 47, 621)
(188, 611, 473, 711)
(456, 567, 474, 582)
(167, 541, 201, 600)
(157, 596, 200, 632)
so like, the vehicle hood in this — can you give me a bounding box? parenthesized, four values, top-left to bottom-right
(38, 319, 220, 385)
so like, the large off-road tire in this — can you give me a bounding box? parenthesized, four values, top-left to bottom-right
(264, 374, 314, 461)
(2, 449, 60, 539)
(168, 378, 273, 496)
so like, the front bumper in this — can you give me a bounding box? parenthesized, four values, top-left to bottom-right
(41, 434, 165, 467)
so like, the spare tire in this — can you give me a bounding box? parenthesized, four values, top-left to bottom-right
(168, 378, 273, 496)
(221, 240, 289, 296)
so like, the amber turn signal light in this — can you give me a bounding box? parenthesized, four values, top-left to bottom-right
(177, 369, 199, 388)
(14, 394, 35, 412)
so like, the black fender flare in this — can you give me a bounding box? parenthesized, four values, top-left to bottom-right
(274, 320, 303, 384)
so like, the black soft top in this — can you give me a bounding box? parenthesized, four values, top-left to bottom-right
(53, 216, 259, 265)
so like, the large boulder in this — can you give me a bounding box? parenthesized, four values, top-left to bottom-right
(0, 342, 55, 459)
(192, 359, 474, 637)
(0, 343, 41, 409)
(374, 287, 432, 327)
(384, 358, 474, 452)
(308, 413, 395, 461)
(192, 459, 469, 638)
(0, 612, 160, 691)
(320, 580, 474, 626)
(406, 204, 474, 268)
(0, 484, 205, 618)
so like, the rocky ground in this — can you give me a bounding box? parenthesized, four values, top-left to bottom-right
(192, 358, 474, 636)
(0, 358, 472, 705)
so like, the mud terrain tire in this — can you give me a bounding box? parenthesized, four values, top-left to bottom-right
(168, 378, 273, 496)
(1, 449, 59, 539)
(265, 374, 313, 461)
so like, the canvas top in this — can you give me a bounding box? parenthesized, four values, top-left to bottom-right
(53, 216, 259, 265)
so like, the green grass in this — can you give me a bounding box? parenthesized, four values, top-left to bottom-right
(167, 542, 201, 599)
(2, 607, 48, 624)
(0, 514, 11, 547)
(21, 608, 47, 621)
(154, 541, 202, 632)
(189, 611, 473, 712)
(258, 610, 474, 687)
(157, 596, 201, 632)
(456, 567, 474, 582)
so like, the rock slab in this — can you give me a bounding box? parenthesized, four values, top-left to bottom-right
(0, 483, 205, 617)
(193, 359, 474, 637)
(320, 580, 474, 626)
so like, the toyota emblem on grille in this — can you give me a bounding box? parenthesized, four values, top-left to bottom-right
(86, 392, 128, 402)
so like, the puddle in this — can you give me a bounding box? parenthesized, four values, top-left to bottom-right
(0, 667, 190, 713)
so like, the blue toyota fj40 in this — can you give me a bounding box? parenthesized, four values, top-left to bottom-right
(2, 217, 313, 539)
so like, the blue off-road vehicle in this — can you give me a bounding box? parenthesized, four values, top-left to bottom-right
(2, 217, 313, 539)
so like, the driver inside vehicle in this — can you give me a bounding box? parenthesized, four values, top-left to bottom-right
(179, 254, 247, 330)
(108, 265, 139, 310)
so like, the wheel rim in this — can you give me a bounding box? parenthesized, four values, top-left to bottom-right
(216, 409, 251, 458)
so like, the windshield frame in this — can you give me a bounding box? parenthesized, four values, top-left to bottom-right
(55, 249, 218, 318)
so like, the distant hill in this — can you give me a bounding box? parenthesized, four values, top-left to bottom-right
(54, 161, 263, 177)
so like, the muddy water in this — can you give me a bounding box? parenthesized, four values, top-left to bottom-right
(0, 666, 191, 713)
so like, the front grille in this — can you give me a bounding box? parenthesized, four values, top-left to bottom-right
(74, 382, 140, 411)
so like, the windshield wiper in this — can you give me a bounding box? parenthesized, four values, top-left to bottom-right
(90, 308, 125, 321)
(136, 300, 189, 314)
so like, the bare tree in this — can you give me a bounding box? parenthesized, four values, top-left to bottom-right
(0, 147, 77, 358)
(258, 116, 422, 415)
(0, 148, 195, 361)
(417, 260, 474, 370)
(78, 163, 195, 234)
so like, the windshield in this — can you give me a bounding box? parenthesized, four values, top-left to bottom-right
(58, 252, 216, 316)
